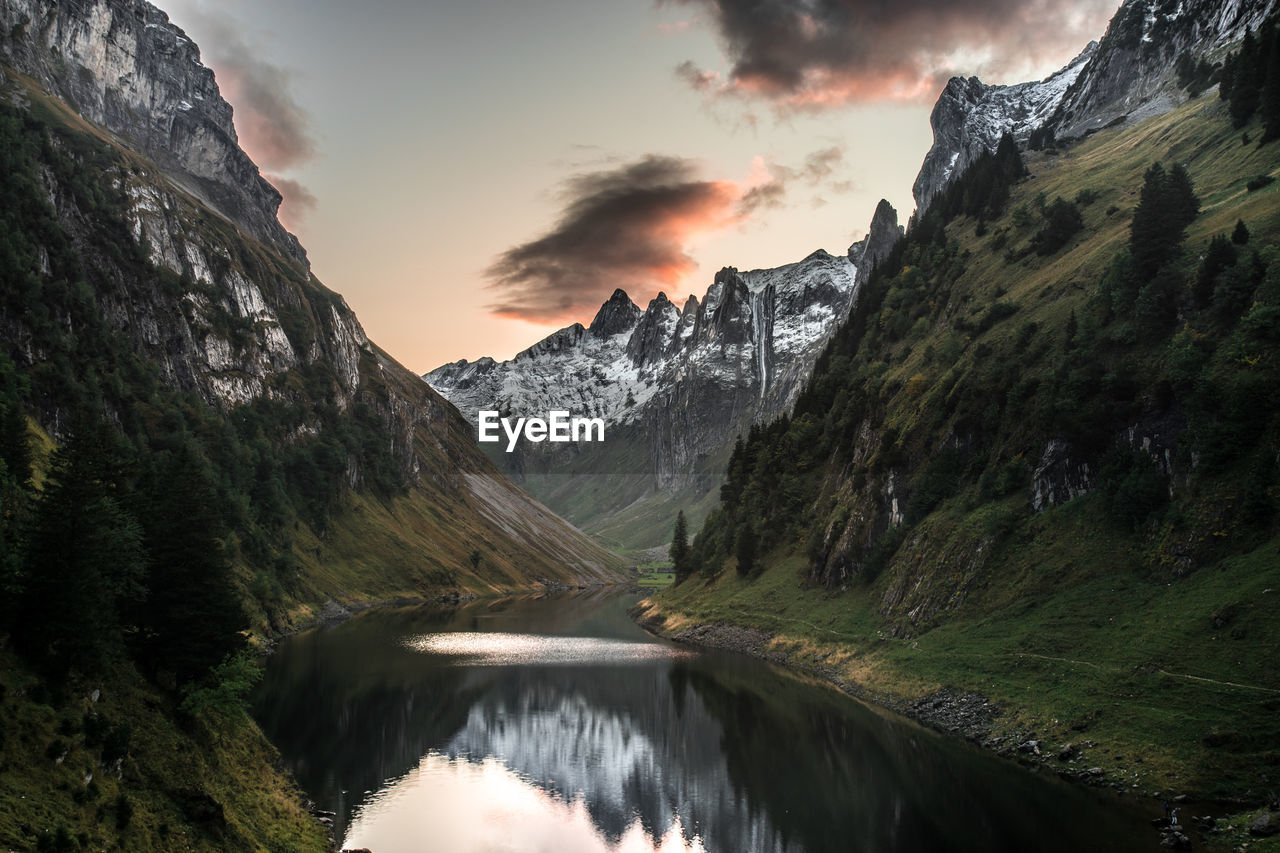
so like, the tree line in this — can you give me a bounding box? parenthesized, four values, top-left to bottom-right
(669, 115, 1278, 586)
(0, 98, 409, 702)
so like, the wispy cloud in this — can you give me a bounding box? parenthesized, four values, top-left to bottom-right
(667, 0, 1119, 109)
(264, 174, 317, 228)
(175, 3, 318, 225)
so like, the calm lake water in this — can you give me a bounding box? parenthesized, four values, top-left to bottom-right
(253, 589, 1159, 853)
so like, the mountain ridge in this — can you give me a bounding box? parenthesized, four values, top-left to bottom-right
(649, 0, 1280, 805)
(425, 208, 903, 548)
(0, 0, 308, 265)
(912, 0, 1280, 215)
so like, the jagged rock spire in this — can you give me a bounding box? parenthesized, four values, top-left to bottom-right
(588, 289, 642, 338)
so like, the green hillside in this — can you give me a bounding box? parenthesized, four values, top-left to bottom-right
(0, 65, 620, 852)
(643, 89, 1280, 807)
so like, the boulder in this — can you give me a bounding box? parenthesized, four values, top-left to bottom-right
(1250, 810, 1280, 837)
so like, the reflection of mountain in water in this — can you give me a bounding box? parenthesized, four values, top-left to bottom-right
(256, 593, 1153, 853)
(444, 666, 791, 853)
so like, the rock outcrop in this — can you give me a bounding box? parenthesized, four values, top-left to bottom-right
(848, 199, 905, 273)
(1050, 0, 1280, 141)
(0, 0, 306, 265)
(913, 0, 1280, 215)
(912, 43, 1096, 214)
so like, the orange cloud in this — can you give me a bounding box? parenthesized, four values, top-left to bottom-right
(487, 155, 781, 324)
(668, 0, 1121, 109)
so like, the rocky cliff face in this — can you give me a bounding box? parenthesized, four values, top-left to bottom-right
(912, 44, 1096, 214)
(849, 199, 906, 272)
(913, 0, 1280, 214)
(1049, 0, 1280, 140)
(0, 0, 306, 265)
(0, 0, 622, 585)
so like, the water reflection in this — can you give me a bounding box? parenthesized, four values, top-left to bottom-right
(345, 753, 708, 853)
(405, 632, 694, 665)
(254, 591, 1154, 853)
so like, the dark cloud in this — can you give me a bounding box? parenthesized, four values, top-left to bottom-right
(179, 5, 317, 173)
(667, 0, 1120, 108)
(675, 59, 723, 91)
(488, 156, 753, 322)
(736, 175, 787, 214)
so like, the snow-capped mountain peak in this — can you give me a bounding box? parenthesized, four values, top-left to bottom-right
(912, 42, 1097, 213)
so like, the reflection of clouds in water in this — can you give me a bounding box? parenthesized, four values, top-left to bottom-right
(404, 632, 695, 665)
(343, 752, 708, 853)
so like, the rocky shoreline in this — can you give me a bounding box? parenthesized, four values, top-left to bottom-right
(632, 602, 1280, 851)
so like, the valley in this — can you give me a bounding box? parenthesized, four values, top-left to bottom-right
(1, 0, 1280, 850)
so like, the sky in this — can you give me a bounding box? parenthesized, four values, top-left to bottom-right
(162, 0, 1122, 373)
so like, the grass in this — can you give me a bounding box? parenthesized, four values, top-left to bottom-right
(648, 93, 1280, 807)
(636, 569, 675, 588)
(650, 513, 1280, 801)
(0, 649, 328, 852)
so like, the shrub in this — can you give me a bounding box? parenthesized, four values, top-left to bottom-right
(979, 301, 1018, 332)
(1031, 198, 1084, 255)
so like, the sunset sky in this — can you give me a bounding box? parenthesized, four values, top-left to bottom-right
(163, 0, 1122, 373)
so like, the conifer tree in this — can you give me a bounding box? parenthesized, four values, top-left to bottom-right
(1196, 234, 1239, 307)
(16, 423, 147, 674)
(1130, 161, 1199, 281)
(1168, 163, 1200, 225)
(133, 443, 247, 682)
(1233, 219, 1251, 245)
(1130, 162, 1172, 280)
(1261, 30, 1280, 143)
(671, 510, 691, 584)
(1230, 29, 1262, 127)
(0, 358, 30, 487)
(735, 523, 757, 577)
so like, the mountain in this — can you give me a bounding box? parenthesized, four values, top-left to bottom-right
(647, 0, 1280, 806)
(913, 0, 1280, 214)
(0, 0, 620, 594)
(913, 42, 1097, 213)
(427, 204, 902, 550)
(428, 248, 860, 436)
(1049, 0, 1280, 139)
(0, 3, 621, 849)
(0, 0, 305, 266)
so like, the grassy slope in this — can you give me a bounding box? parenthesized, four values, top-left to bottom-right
(0, 69, 623, 852)
(0, 649, 327, 853)
(647, 92, 1280, 817)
